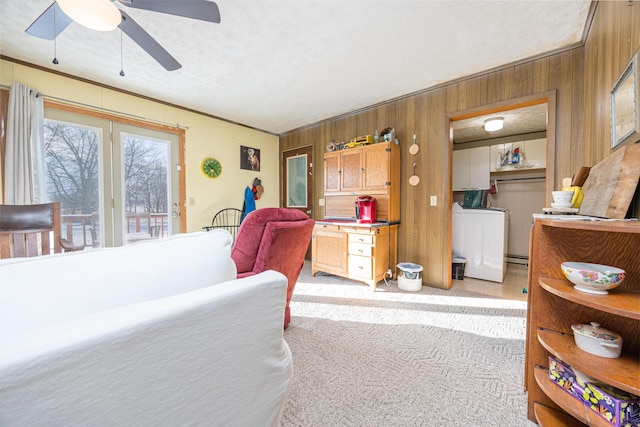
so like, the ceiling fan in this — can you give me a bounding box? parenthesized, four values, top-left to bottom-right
(25, 0, 221, 71)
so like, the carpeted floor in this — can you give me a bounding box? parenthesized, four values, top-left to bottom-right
(282, 263, 537, 426)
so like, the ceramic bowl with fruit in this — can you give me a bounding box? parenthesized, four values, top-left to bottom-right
(560, 262, 625, 294)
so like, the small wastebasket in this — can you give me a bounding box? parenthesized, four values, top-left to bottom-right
(452, 257, 466, 280)
(397, 263, 423, 291)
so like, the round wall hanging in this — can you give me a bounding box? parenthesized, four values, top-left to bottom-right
(201, 157, 222, 178)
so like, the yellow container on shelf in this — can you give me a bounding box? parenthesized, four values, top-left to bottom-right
(562, 186, 584, 208)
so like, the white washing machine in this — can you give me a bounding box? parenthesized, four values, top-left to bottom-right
(452, 208, 509, 283)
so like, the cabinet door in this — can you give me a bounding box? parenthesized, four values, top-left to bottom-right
(452, 149, 470, 191)
(312, 227, 347, 274)
(324, 151, 341, 193)
(468, 146, 490, 190)
(340, 149, 362, 192)
(362, 143, 390, 191)
(524, 138, 546, 169)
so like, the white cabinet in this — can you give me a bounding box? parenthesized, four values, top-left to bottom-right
(469, 146, 490, 188)
(453, 146, 490, 191)
(524, 138, 546, 169)
(490, 138, 546, 172)
(452, 150, 470, 191)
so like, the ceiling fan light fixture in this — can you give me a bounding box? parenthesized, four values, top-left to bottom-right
(484, 117, 504, 132)
(57, 0, 121, 32)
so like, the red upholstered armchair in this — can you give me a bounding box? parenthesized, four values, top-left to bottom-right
(231, 208, 314, 328)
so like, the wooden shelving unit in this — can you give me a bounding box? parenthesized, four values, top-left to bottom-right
(537, 328, 639, 396)
(533, 402, 584, 427)
(539, 277, 640, 319)
(533, 366, 612, 427)
(525, 219, 640, 425)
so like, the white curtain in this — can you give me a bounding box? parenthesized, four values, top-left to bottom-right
(5, 82, 46, 204)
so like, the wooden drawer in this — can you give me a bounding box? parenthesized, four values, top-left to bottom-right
(348, 255, 373, 279)
(348, 233, 374, 244)
(348, 242, 373, 257)
(315, 224, 340, 232)
(341, 225, 375, 235)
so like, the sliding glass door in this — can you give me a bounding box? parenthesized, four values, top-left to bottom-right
(44, 108, 181, 248)
(112, 123, 180, 246)
(44, 110, 108, 248)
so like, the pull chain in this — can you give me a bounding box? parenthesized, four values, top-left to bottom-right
(119, 24, 125, 76)
(52, 4, 59, 64)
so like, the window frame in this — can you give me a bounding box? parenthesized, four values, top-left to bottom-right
(42, 100, 187, 234)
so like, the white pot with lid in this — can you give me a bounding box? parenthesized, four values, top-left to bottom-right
(571, 322, 623, 358)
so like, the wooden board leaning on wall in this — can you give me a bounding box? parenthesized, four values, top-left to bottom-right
(579, 144, 640, 219)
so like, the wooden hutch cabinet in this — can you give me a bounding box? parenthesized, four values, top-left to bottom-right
(313, 141, 400, 290)
(525, 218, 640, 426)
(321, 141, 400, 222)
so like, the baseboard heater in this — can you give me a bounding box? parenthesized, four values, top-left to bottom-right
(506, 254, 529, 266)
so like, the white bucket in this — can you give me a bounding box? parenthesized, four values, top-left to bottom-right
(397, 263, 423, 292)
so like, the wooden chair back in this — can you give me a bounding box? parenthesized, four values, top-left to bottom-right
(203, 208, 244, 241)
(0, 202, 63, 259)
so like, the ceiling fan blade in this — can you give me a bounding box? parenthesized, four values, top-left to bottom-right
(116, 0, 220, 23)
(119, 10, 181, 71)
(25, 2, 73, 40)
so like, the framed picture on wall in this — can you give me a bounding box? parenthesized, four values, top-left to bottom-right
(611, 47, 640, 150)
(240, 146, 260, 171)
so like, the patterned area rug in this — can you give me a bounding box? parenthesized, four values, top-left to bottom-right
(282, 263, 536, 426)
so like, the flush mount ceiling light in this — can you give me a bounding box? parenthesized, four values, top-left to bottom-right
(484, 117, 504, 132)
(56, 0, 121, 31)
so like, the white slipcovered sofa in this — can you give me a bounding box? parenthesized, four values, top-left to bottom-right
(0, 230, 292, 426)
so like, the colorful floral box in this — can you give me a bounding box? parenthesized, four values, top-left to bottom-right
(548, 356, 587, 403)
(582, 382, 640, 427)
(548, 356, 640, 427)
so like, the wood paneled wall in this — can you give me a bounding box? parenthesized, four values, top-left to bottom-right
(584, 1, 640, 163)
(280, 1, 640, 289)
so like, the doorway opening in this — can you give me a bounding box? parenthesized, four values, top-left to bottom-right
(282, 145, 314, 259)
(448, 92, 556, 280)
(282, 145, 313, 217)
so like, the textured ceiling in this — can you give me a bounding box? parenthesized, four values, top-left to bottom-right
(452, 103, 548, 144)
(0, 1, 591, 135)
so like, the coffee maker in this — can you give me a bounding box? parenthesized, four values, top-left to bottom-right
(355, 196, 377, 224)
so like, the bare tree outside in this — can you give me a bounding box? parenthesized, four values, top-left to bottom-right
(44, 121, 100, 214)
(44, 121, 170, 246)
(122, 135, 168, 214)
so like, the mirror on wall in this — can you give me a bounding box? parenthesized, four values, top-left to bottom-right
(611, 48, 640, 150)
